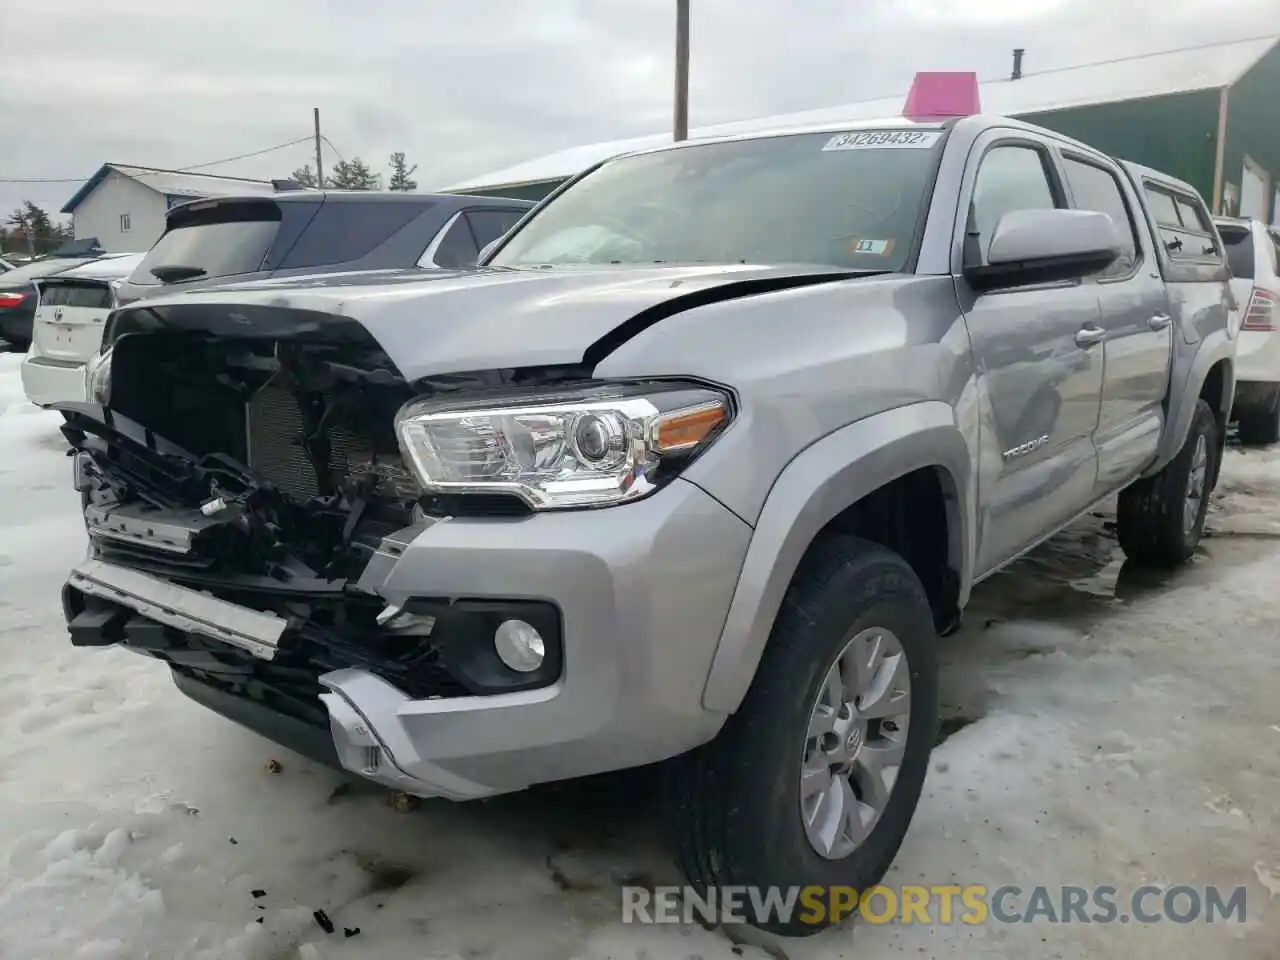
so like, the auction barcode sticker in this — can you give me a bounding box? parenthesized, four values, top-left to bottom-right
(822, 130, 943, 151)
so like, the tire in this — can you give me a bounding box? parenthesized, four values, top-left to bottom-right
(1236, 390, 1280, 446)
(664, 536, 939, 936)
(1116, 398, 1218, 568)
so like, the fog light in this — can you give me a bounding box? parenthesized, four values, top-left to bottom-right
(494, 619, 545, 672)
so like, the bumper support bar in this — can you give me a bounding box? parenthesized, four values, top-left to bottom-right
(67, 559, 286, 660)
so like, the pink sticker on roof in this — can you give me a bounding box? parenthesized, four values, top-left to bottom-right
(902, 72, 981, 120)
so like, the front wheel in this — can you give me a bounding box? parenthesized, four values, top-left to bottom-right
(665, 536, 939, 936)
(1116, 399, 1218, 567)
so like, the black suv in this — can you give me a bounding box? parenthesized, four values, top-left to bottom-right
(114, 190, 535, 307)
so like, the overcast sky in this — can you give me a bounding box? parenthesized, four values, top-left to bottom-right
(1, 0, 1275, 219)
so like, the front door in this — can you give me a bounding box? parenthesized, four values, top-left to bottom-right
(958, 137, 1104, 575)
(1057, 153, 1172, 490)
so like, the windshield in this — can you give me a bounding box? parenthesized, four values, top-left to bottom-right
(490, 128, 944, 271)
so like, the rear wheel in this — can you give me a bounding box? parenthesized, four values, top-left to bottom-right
(1116, 399, 1218, 567)
(665, 536, 938, 936)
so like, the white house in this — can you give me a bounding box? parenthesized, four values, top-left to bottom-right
(61, 164, 279, 253)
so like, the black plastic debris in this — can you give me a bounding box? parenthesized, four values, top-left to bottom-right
(313, 909, 335, 934)
(344, 928, 361, 938)
(251, 889, 266, 899)
(229, 838, 238, 845)
(255, 917, 264, 925)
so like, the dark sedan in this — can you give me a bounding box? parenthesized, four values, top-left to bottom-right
(0, 256, 100, 349)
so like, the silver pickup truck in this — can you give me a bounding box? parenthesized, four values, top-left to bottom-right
(57, 113, 1235, 935)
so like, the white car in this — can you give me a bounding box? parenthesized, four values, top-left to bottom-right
(1216, 217, 1280, 444)
(20, 253, 145, 407)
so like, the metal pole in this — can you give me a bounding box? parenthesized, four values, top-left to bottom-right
(674, 0, 690, 141)
(1211, 86, 1230, 214)
(313, 107, 325, 188)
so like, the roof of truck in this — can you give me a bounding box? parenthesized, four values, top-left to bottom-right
(443, 34, 1279, 193)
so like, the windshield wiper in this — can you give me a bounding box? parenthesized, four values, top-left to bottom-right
(150, 264, 207, 283)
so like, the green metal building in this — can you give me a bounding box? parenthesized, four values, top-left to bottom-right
(444, 35, 1280, 221)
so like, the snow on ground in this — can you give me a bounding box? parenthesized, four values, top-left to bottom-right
(1, 348, 1279, 958)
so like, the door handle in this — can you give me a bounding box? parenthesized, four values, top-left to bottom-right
(1075, 325, 1106, 348)
(1149, 313, 1172, 330)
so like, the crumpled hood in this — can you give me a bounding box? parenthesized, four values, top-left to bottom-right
(111, 263, 866, 381)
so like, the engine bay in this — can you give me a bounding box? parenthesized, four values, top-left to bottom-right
(60, 325, 574, 714)
(65, 330, 422, 585)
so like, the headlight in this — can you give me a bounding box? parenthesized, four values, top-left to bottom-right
(86, 347, 112, 406)
(394, 383, 732, 509)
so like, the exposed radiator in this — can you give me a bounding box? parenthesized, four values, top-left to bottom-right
(245, 383, 373, 501)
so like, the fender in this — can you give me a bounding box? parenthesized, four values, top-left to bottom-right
(700, 400, 974, 714)
(1146, 326, 1235, 476)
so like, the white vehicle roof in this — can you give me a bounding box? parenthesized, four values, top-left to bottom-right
(50, 253, 147, 282)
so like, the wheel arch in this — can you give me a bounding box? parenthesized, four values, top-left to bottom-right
(701, 401, 974, 714)
(1150, 331, 1234, 478)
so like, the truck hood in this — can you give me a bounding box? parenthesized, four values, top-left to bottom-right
(110, 263, 873, 381)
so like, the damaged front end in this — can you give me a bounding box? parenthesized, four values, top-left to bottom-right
(60, 319, 568, 786)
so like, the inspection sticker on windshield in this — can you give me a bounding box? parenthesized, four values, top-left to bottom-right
(822, 130, 942, 151)
(848, 238, 895, 256)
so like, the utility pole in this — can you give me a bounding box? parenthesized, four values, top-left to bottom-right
(313, 107, 325, 188)
(674, 0, 690, 141)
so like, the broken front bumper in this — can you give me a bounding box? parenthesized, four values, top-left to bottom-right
(63, 476, 753, 801)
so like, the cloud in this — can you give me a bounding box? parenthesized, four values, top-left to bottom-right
(0, 0, 1274, 224)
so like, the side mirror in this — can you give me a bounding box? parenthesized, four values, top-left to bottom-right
(964, 208, 1121, 292)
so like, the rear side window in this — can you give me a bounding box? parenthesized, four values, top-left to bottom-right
(1218, 225, 1255, 279)
(128, 201, 281, 286)
(1062, 156, 1139, 277)
(279, 200, 433, 270)
(466, 209, 526, 250)
(432, 215, 480, 269)
(38, 282, 112, 309)
(1143, 186, 1181, 226)
(1174, 196, 1210, 232)
(1143, 184, 1220, 264)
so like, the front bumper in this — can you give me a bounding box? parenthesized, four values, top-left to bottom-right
(64, 478, 752, 800)
(21, 354, 87, 407)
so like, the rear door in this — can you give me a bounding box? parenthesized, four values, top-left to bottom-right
(32, 278, 114, 363)
(957, 133, 1106, 574)
(1057, 151, 1171, 491)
